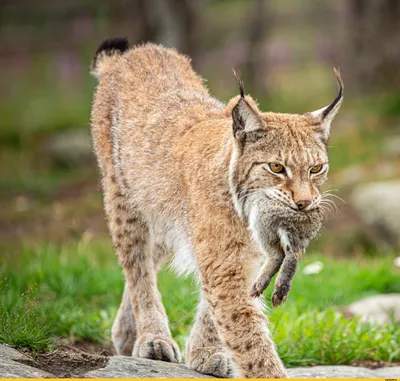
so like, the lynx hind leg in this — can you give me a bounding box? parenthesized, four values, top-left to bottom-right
(250, 253, 284, 298)
(104, 175, 180, 362)
(112, 282, 137, 355)
(271, 231, 301, 307)
(130, 240, 181, 363)
(111, 244, 166, 356)
(186, 299, 234, 378)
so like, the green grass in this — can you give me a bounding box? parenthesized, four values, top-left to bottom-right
(1, 240, 399, 365)
(274, 310, 400, 366)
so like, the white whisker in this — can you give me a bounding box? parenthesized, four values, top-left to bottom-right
(322, 187, 339, 194)
(322, 192, 346, 204)
(319, 201, 334, 214)
(320, 199, 340, 216)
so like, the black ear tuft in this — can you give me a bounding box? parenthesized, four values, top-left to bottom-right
(321, 67, 344, 119)
(92, 37, 129, 71)
(232, 69, 245, 98)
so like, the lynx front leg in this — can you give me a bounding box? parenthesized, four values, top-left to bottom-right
(186, 298, 233, 378)
(196, 241, 287, 377)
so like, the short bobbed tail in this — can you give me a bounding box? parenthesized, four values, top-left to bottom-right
(91, 37, 129, 78)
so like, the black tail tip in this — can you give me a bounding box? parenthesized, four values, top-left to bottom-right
(95, 37, 129, 57)
(93, 37, 129, 69)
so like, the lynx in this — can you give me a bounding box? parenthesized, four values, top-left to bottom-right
(90, 38, 343, 378)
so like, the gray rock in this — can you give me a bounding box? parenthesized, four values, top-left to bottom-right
(0, 345, 54, 378)
(42, 128, 93, 167)
(83, 356, 213, 378)
(1, 344, 398, 378)
(0, 345, 28, 362)
(373, 367, 400, 377)
(287, 365, 377, 378)
(346, 294, 400, 324)
(83, 357, 400, 379)
(350, 181, 400, 247)
(384, 135, 400, 158)
(0, 361, 55, 378)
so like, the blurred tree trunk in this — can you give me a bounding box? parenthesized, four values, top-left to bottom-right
(244, 0, 269, 96)
(133, 0, 204, 62)
(346, 0, 400, 93)
(169, 0, 203, 62)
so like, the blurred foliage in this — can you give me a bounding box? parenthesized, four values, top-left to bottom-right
(377, 93, 400, 118)
(0, 0, 398, 271)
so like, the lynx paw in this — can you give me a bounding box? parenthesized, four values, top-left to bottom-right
(250, 277, 271, 298)
(186, 347, 234, 378)
(271, 283, 290, 307)
(133, 334, 181, 363)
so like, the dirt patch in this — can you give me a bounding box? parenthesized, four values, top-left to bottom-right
(73, 340, 115, 357)
(17, 344, 110, 378)
(350, 360, 400, 369)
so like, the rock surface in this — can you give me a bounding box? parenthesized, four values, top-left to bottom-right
(0, 345, 55, 378)
(373, 367, 400, 378)
(85, 358, 400, 378)
(83, 356, 211, 378)
(345, 294, 400, 324)
(287, 365, 400, 378)
(383, 135, 400, 158)
(84, 356, 400, 378)
(351, 181, 400, 247)
(1, 344, 399, 378)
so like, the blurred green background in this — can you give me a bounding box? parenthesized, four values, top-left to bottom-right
(1, 0, 399, 368)
(1, 0, 400, 255)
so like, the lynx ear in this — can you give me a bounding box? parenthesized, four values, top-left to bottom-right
(231, 69, 265, 141)
(309, 68, 344, 141)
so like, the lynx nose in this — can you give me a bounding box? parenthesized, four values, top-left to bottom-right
(296, 200, 311, 210)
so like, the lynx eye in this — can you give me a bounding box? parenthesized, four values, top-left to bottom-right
(310, 164, 323, 174)
(269, 163, 285, 174)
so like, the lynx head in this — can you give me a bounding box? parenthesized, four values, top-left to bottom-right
(227, 69, 343, 220)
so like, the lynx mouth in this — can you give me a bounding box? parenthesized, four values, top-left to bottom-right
(265, 199, 322, 219)
(287, 202, 321, 214)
